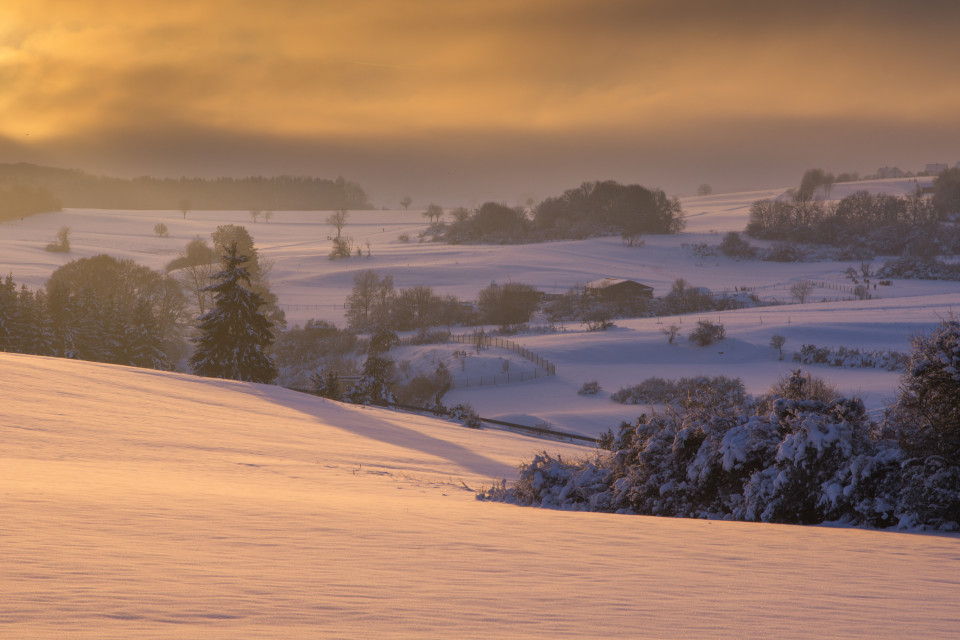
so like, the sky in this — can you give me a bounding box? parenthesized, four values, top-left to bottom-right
(2, 0, 960, 205)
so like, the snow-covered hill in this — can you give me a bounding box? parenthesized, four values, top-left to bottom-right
(1, 183, 957, 435)
(3, 353, 958, 638)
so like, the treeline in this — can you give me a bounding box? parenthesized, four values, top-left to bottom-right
(482, 322, 960, 531)
(745, 190, 955, 256)
(0, 225, 286, 372)
(742, 168, 960, 258)
(0, 259, 185, 369)
(435, 180, 684, 244)
(0, 182, 62, 222)
(0, 163, 371, 211)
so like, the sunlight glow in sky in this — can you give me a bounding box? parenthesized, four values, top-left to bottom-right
(2, 0, 959, 202)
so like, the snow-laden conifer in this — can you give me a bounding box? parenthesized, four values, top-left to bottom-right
(190, 244, 277, 383)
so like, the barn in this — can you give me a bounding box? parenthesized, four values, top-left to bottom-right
(584, 277, 654, 302)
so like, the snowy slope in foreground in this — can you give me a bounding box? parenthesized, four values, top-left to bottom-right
(3, 354, 959, 639)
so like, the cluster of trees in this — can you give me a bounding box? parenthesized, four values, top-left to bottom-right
(0, 225, 286, 386)
(311, 326, 454, 410)
(166, 225, 284, 328)
(441, 202, 529, 244)
(933, 167, 960, 215)
(271, 320, 358, 389)
(796, 168, 863, 200)
(345, 273, 544, 335)
(534, 180, 684, 241)
(0, 182, 62, 222)
(345, 271, 472, 333)
(0, 258, 185, 369)
(0, 163, 370, 211)
(483, 321, 960, 530)
(745, 190, 949, 256)
(434, 180, 685, 245)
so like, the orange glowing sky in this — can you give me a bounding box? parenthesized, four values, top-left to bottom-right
(2, 0, 959, 203)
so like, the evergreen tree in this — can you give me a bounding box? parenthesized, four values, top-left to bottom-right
(0, 274, 19, 351)
(71, 285, 105, 361)
(45, 281, 76, 357)
(890, 320, 960, 461)
(310, 368, 344, 401)
(348, 328, 396, 405)
(190, 244, 277, 383)
(124, 299, 170, 370)
(19, 287, 53, 355)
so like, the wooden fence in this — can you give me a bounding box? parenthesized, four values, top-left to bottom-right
(449, 368, 547, 389)
(448, 333, 556, 376)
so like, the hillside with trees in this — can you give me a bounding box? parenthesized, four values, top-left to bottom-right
(483, 321, 960, 531)
(0, 181, 62, 222)
(438, 180, 684, 244)
(0, 163, 371, 211)
(745, 189, 953, 257)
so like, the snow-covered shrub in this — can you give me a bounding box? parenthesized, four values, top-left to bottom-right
(719, 231, 756, 258)
(877, 258, 960, 281)
(887, 320, 960, 461)
(45, 226, 70, 253)
(739, 397, 875, 524)
(895, 457, 960, 530)
(271, 319, 358, 388)
(577, 380, 601, 396)
(407, 329, 451, 345)
(607, 412, 739, 517)
(450, 403, 481, 429)
(762, 241, 804, 262)
(793, 344, 908, 371)
(611, 375, 747, 415)
(688, 320, 725, 346)
(393, 363, 453, 407)
(759, 369, 838, 409)
(483, 351, 960, 530)
(685, 242, 718, 258)
(479, 452, 613, 510)
(311, 368, 344, 400)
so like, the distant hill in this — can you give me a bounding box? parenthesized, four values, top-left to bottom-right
(0, 162, 372, 211)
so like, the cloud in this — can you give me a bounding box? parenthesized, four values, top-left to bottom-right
(1, 0, 959, 198)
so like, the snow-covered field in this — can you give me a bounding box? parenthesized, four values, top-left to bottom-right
(4, 353, 960, 639)
(1, 177, 957, 435)
(3, 179, 960, 637)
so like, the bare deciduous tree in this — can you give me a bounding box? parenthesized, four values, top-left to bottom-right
(326, 209, 349, 239)
(423, 204, 444, 224)
(770, 334, 787, 360)
(661, 324, 681, 344)
(790, 281, 813, 304)
(174, 262, 218, 316)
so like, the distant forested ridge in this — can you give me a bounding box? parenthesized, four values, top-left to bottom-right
(0, 163, 372, 211)
(0, 181, 62, 222)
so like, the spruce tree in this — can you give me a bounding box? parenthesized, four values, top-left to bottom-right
(190, 244, 277, 383)
(0, 274, 19, 351)
(123, 299, 170, 370)
(348, 328, 397, 405)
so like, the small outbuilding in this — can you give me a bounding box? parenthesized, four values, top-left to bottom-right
(584, 277, 654, 302)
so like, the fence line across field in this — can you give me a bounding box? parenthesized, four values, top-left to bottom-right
(449, 368, 546, 390)
(448, 333, 557, 376)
